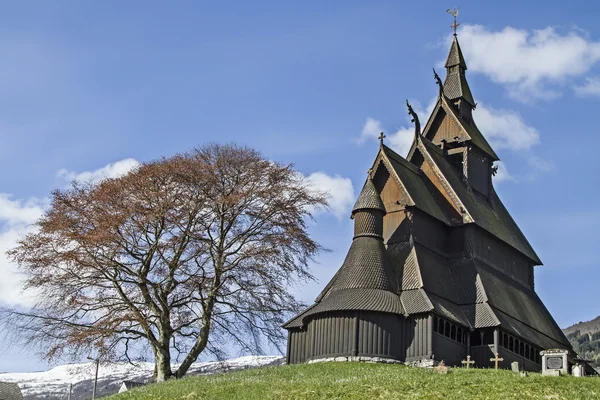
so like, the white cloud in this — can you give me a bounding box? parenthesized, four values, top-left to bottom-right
(573, 76, 600, 97)
(305, 172, 354, 220)
(528, 156, 554, 173)
(474, 103, 540, 151)
(357, 99, 437, 157)
(1, 159, 138, 307)
(57, 158, 139, 184)
(0, 195, 46, 307)
(456, 24, 600, 101)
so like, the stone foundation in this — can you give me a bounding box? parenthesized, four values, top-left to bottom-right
(307, 356, 403, 364)
(306, 356, 438, 368)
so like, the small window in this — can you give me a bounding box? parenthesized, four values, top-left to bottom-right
(509, 337, 514, 352)
(433, 317, 438, 333)
(525, 344, 530, 359)
(451, 325, 457, 340)
(519, 342, 525, 356)
(438, 318, 444, 335)
(457, 327, 463, 343)
(445, 322, 451, 338)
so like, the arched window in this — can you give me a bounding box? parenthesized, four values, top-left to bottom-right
(433, 316, 438, 333)
(519, 342, 525, 356)
(451, 325, 457, 340)
(445, 322, 451, 338)
(457, 327, 463, 343)
(509, 337, 514, 352)
(438, 318, 444, 335)
(503, 333, 508, 348)
(525, 344, 530, 359)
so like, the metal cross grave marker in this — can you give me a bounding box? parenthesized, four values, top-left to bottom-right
(490, 353, 504, 370)
(461, 355, 475, 369)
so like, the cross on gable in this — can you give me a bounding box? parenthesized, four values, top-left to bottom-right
(490, 353, 504, 370)
(378, 132, 386, 145)
(461, 355, 475, 369)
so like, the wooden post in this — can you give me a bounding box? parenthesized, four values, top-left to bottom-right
(493, 328, 499, 354)
(352, 315, 359, 357)
(427, 314, 433, 357)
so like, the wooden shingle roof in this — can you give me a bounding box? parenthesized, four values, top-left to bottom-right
(418, 138, 540, 264)
(0, 382, 23, 400)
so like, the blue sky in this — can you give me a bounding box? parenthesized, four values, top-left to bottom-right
(1, 1, 600, 372)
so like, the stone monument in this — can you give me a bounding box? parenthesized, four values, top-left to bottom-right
(541, 349, 569, 376)
(572, 363, 584, 377)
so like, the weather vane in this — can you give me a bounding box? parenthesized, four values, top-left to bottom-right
(447, 7, 459, 35)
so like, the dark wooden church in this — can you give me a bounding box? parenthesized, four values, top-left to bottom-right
(284, 34, 579, 372)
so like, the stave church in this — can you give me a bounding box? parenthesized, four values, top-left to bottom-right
(283, 30, 590, 373)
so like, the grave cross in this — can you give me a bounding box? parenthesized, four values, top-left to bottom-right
(461, 355, 475, 369)
(490, 353, 504, 370)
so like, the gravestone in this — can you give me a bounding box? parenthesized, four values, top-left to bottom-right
(541, 349, 568, 376)
(511, 361, 519, 373)
(572, 363, 584, 377)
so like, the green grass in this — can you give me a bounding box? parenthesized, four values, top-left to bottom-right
(108, 362, 600, 400)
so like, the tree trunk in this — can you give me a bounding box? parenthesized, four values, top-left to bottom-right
(154, 345, 173, 382)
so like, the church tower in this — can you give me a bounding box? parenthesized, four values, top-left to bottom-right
(284, 23, 588, 374)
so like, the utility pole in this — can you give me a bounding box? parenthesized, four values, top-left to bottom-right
(87, 357, 100, 400)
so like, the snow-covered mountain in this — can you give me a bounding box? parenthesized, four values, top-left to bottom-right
(0, 355, 284, 399)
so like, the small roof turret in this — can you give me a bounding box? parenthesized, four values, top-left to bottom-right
(352, 178, 385, 214)
(443, 35, 476, 108)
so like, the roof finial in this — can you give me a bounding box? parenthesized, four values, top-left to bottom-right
(378, 132, 386, 146)
(447, 7, 460, 35)
(406, 100, 421, 140)
(433, 68, 443, 97)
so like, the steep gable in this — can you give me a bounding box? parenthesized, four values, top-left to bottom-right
(417, 138, 541, 264)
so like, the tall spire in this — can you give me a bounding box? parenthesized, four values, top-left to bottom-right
(443, 35, 476, 108)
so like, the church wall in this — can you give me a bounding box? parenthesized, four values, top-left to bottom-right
(466, 147, 490, 197)
(497, 349, 540, 372)
(357, 311, 406, 360)
(471, 345, 495, 368)
(287, 328, 310, 364)
(432, 332, 466, 366)
(467, 226, 533, 288)
(375, 162, 407, 213)
(427, 111, 468, 144)
(405, 314, 432, 361)
(310, 312, 356, 360)
(286, 312, 431, 364)
(383, 210, 409, 244)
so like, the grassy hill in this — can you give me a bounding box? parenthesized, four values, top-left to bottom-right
(564, 316, 600, 372)
(108, 361, 599, 400)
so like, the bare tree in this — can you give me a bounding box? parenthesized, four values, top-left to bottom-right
(2, 143, 326, 381)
